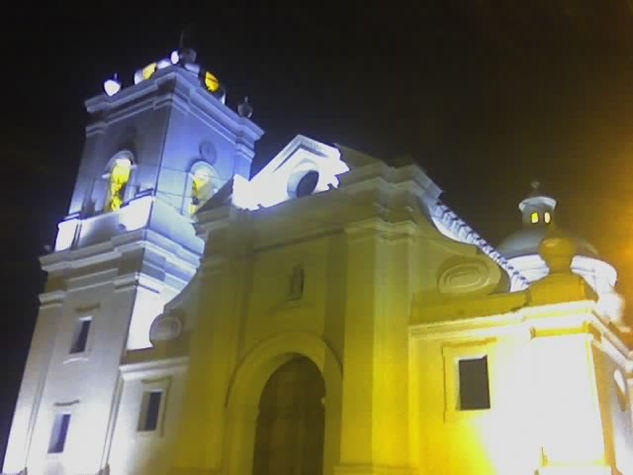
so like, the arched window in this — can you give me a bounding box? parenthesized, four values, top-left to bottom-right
(544, 211, 552, 224)
(187, 162, 218, 215)
(105, 155, 133, 212)
(530, 211, 539, 224)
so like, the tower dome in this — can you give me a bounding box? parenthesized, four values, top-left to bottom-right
(498, 181, 616, 294)
(498, 181, 598, 259)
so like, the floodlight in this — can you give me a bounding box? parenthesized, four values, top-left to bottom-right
(103, 74, 121, 96)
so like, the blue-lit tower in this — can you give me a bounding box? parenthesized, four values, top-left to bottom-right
(3, 48, 262, 475)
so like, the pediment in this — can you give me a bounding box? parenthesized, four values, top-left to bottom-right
(233, 135, 349, 209)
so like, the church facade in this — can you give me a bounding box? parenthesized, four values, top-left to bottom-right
(3, 49, 633, 475)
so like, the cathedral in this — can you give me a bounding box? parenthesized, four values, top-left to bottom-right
(3, 47, 633, 475)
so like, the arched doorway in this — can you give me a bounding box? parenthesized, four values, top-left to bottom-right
(252, 355, 325, 475)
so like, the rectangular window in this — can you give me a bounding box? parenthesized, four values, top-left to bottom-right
(458, 356, 491, 410)
(70, 319, 91, 354)
(138, 391, 163, 432)
(48, 413, 71, 453)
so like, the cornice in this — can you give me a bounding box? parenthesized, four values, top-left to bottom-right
(85, 68, 262, 143)
(410, 299, 632, 362)
(38, 290, 67, 308)
(119, 355, 189, 376)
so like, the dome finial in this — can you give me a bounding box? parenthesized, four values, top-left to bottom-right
(175, 25, 197, 64)
(518, 180, 556, 226)
(530, 179, 540, 193)
(538, 225, 576, 274)
(238, 96, 253, 118)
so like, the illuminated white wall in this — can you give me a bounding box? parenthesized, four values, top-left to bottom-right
(107, 360, 188, 475)
(4, 57, 263, 475)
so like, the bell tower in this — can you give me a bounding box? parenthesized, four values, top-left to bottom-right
(3, 47, 262, 474)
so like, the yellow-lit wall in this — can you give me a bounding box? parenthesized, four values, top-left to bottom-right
(167, 184, 516, 474)
(411, 302, 631, 475)
(592, 338, 633, 472)
(135, 171, 632, 475)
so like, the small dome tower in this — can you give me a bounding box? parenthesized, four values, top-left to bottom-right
(498, 182, 617, 297)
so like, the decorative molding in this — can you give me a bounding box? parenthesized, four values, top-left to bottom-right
(149, 313, 183, 344)
(39, 290, 67, 308)
(429, 201, 529, 289)
(53, 400, 80, 407)
(119, 356, 189, 376)
(233, 135, 348, 210)
(437, 257, 498, 296)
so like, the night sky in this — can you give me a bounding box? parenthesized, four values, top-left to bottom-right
(3, 1, 633, 465)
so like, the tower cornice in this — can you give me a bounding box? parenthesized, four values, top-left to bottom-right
(85, 67, 263, 143)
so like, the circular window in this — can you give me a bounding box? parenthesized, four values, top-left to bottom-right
(295, 171, 319, 197)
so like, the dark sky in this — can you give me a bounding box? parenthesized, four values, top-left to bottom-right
(3, 1, 633, 465)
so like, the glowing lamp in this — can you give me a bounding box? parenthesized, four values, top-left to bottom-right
(142, 62, 158, 80)
(204, 71, 220, 92)
(103, 74, 121, 97)
(170, 50, 179, 64)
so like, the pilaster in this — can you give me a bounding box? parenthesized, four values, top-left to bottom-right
(173, 209, 254, 472)
(337, 218, 417, 474)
